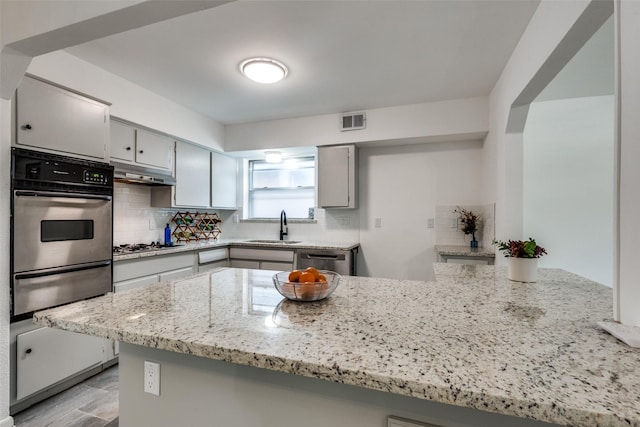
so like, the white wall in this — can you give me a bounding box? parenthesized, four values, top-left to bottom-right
(358, 141, 483, 281)
(483, 0, 598, 265)
(523, 95, 614, 286)
(26, 51, 225, 152)
(225, 97, 489, 151)
(0, 99, 13, 427)
(617, 0, 640, 326)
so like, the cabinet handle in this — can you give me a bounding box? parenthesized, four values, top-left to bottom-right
(25, 348, 32, 354)
(21, 124, 32, 130)
(126, 146, 131, 151)
(139, 150, 144, 154)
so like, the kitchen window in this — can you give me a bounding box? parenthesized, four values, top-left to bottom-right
(248, 157, 315, 219)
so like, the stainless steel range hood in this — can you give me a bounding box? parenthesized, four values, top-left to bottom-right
(112, 161, 176, 186)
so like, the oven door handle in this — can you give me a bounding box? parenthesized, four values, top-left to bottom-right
(14, 260, 112, 280)
(14, 190, 112, 201)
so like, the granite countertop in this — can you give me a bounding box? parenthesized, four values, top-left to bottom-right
(34, 265, 640, 426)
(435, 244, 495, 258)
(114, 239, 360, 261)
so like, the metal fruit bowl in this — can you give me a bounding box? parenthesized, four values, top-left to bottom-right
(272, 270, 340, 302)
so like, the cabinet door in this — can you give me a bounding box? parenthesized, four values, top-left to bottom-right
(110, 120, 135, 162)
(175, 141, 211, 207)
(15, 76, 108, 160)
(211, 151, 238, 209)
(318, 145, 352, 208)
(16, 327, 104, 400)
(135, 129, 174, 171)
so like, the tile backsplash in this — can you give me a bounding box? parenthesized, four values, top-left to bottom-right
(113, 183, 178, 245)
(435, 203, 495, 247)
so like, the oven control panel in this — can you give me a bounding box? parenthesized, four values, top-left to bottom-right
(83, 170, 109, 185)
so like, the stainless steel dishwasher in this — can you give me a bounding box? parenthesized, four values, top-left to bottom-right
(296, 248, 358, 276)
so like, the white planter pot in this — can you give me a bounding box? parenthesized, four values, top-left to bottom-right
(507, 257, 538, 282)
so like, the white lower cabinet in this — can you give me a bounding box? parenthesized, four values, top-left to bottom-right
(112, 252, 197, 356)
(113, 252, 196, 293)
(15, 327, 105, 400)
(229, 248, 294, 271)
(198, 248, 229, 272)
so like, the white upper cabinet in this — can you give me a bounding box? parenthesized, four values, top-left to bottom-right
(174, 140, 211, 207)
(211, 151, 238, 209)
(15, 76, 109, 160)
(109, 120, 173, 172)
(135, 129, 174, 171)
(109, 120, 135, 162)
(317, 144, 358, 209)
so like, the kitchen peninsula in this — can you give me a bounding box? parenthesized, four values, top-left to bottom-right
(34, 265, 639, 427)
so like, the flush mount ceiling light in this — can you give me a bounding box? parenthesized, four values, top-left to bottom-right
(265, 151, 282, 163)
(240, 58, 288, 84)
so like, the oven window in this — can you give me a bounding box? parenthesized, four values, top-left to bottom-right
(41, 220, 94, 242)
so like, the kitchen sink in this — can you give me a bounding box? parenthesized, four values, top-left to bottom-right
(246, 239, 302, 244)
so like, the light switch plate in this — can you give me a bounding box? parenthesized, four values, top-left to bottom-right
(427, 218, 435, 228)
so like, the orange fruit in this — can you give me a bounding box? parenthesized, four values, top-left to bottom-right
(317, 273, 327, 282)
(304, 266, 319, 274)
(299, 271, 317, 283)
(288, 270, 302, 282)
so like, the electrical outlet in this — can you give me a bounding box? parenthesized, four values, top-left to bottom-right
(375, 218, 382, 228)
(144, 361, 160, 396)
(427, 218, 435, 229)
(450, 218, 458, 228)
(339, 216, 350, 226)
(149, 219, 156, 230)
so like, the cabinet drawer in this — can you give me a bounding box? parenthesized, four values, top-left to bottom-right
(261, 262, 293, 271)
(230, 260, 260, 269)
(198, 248, 229, 264)
(229, 248, 294, 263)
(198, 261, 228, 273)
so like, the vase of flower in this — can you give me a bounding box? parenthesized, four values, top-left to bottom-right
(493, 238, 547, 283)
(454, 206, 481, 248)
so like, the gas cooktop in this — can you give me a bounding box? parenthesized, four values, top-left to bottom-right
(113, 242, 182, 254)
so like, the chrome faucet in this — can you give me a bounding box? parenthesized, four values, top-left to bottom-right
(279, 210, 288, 240)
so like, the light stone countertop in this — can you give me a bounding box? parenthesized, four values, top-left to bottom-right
(114, 239, 360, 261)
(34, 265, 640, 427)
(435, 244, 496, 258)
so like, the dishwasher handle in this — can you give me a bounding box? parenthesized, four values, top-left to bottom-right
(301, 253, 346, 261)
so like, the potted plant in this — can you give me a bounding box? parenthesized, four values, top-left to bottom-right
(454, 206, 481, 248)
(492, 238, 547, 282)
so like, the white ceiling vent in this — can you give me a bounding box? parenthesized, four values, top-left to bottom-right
(340, 112, 366, 131)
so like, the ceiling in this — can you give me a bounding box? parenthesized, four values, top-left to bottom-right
(66, 0, 541, 125)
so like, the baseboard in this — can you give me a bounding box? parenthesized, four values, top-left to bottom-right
(0, 415, 15, 427)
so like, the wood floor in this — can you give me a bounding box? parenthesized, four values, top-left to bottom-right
(13, 365, 119, 427)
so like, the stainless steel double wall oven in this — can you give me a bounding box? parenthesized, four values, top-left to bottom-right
(10, 148, 114, 321)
